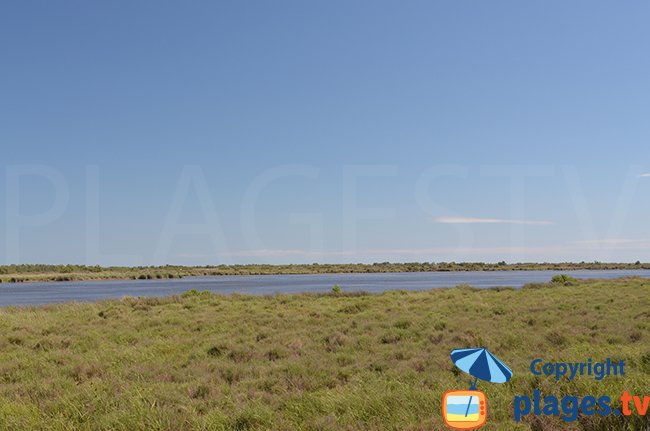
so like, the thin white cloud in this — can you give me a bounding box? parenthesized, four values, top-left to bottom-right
(639, 173, 650, 178)
(432, 216, 553, 226)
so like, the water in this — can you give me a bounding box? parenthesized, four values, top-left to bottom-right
(1, 269, 649, 307)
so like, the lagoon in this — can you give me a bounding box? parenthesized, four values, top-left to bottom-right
(1, 269, 650, 306)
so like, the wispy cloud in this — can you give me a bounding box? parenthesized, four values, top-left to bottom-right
(639, 173, 650, 178)
(432, 216, 553, 226)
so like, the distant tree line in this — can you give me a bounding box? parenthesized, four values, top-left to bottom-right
(1, 261, 649, 280)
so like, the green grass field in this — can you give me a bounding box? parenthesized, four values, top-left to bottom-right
(0, 277, 648, 430)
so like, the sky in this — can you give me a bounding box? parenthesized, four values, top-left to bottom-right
(2, 1, 650, 266)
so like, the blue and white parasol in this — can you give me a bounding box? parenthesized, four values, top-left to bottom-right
(450, 347, 513, 418)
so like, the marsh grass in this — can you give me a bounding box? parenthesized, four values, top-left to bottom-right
(0, 278, 648, 430)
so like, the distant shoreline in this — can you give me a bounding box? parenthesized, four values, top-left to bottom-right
(2, 262, 649, 284)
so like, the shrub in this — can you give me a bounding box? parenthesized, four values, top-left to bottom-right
(429, 332, 444, 344)
(546, 330, 567, 346)
(331, 284, 342, 294)
(190, 385, 210, 399)
(338, 303, 366, 314)
(58, 265, 74, 274)
(630, 332, 642, 342)
(266, 348, 285, 361)
(394, 319, 411, 329)
(228, 348, 253, 362)
(640, 352, 650, 373)
(207, 345, 224, 357)
(324, 332, 347, 352)
(551, 274, 578, 285)
(8, 336, 23, 345)
(380, 329, 402, 344)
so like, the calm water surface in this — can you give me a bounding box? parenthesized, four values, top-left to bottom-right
(1, 269, 649, 307)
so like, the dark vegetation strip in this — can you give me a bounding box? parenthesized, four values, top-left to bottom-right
(1, 261, 649, 284)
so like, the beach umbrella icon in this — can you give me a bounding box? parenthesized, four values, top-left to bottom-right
(451, 347, 513, 389)
(450, 347, 513, 419)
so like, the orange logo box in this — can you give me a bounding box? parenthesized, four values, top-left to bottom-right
(441, 390, 487, 430)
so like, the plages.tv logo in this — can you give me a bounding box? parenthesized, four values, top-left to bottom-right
(442, 347, 513, 430)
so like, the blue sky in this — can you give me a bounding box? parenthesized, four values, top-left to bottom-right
(2, 1, 650, 265)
